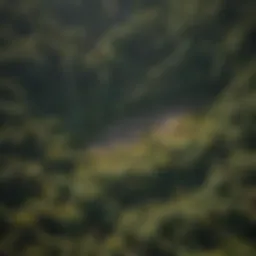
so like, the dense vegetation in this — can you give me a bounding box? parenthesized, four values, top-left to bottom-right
(0, 0, 255, 255)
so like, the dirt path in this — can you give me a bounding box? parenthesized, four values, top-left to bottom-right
(89, 105, 201, 149)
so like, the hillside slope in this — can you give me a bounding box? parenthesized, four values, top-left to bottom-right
(0, 0, 255, 255)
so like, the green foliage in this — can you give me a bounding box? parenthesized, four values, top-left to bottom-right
(0, 0, 255, 255)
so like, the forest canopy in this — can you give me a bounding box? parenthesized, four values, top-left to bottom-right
(0, 1, 255, 255)
(2, 0, 255, 146)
